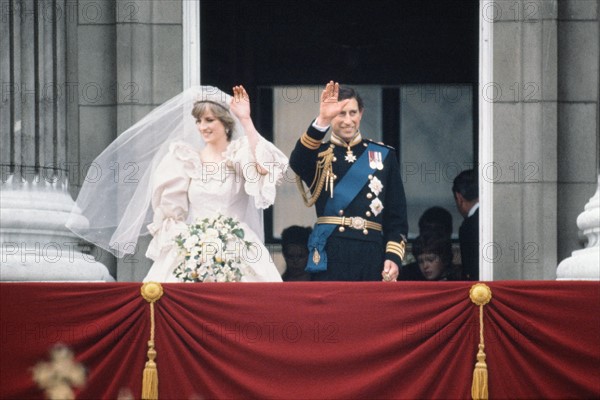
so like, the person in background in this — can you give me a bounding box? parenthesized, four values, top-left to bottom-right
(412, 231, 461, 281)
(400, 206, 454, 280)
(418, 206, 453, 238)
(452, 169, 479, 281)
(281, 226, 312, 281)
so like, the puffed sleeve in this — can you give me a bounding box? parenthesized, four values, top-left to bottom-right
(224, 136, 289, 209)
(145, 142, 199, 261)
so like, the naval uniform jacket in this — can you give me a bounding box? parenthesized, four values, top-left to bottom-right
(289, 123, 409, 268)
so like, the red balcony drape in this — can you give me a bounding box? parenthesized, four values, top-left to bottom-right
(1, 281, 598, 399)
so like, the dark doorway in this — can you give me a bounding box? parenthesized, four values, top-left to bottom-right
(201, 0, 478, 88)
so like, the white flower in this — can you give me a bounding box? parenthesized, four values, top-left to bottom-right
(368, 177, 383, 196)
(225, 269, 237, 281)
(188, 245, 201, 256)
(197, 263, 210, 274)
(202, 228, 219, 239)
(200, 238, 224, 263)
(183, 235, 199, 250)
(185, 258, 197, 270)
(369, 198, 384, 216)
(224, 249, 239, 262)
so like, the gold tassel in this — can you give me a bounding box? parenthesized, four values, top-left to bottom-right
(472, 343, 488, 399)
(141, 282, 164, 400)
(469, 283, 492, 400)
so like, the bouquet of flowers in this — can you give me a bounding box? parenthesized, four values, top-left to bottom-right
(173, 214, 251, 282)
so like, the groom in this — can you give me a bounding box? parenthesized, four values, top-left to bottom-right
(290, 81, 408, 281)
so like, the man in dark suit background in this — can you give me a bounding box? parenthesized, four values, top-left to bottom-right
(452, 169, 479, 280)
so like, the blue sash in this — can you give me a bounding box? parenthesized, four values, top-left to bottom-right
(306, 143, 389, 272)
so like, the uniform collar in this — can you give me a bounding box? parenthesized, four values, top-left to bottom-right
(330, 131, 362, 148)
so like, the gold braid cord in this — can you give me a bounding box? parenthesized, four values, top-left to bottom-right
(296, 146, 335, 207)
(469, 283, 492, 400)
(141, 282, 164, 400)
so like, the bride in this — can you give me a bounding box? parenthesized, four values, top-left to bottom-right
(67, 86, 286, 282)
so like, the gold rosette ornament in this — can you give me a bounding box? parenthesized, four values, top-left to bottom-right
(141, 282, 164, 400)
(469, 283, 492, 400)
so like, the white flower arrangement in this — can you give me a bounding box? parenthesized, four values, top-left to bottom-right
(173, 214, 251, 282)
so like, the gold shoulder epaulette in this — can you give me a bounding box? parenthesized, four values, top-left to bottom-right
(300, 132, 322, 150)
(364, 138, 396, 151)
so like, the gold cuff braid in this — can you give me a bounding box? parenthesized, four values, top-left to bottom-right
(386, 240, 406, 261)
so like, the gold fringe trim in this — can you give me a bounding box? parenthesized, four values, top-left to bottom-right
(470, 283, 492, 400)
(141, 282, 164, 400)
(296, 146, 335, 207)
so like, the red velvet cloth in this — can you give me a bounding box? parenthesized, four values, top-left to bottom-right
(1, 282, 598, 399)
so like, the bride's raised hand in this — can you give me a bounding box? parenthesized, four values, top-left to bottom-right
(230, 85, 251, 121)
(230, 85, 266, 173)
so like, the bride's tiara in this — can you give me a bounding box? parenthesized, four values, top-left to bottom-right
(193, 99, 230, 111)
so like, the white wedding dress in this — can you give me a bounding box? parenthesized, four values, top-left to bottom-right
(143, 137, 286, 282)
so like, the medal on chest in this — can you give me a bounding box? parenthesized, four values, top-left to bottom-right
(368, 150, 384, 170)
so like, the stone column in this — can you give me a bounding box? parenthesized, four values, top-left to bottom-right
(556, 0, 600, 264)
(556, 0, 600, 280)
(111, 0, 183, 281)
(0, 0, 112, 280)
(489, 0, 560, 279)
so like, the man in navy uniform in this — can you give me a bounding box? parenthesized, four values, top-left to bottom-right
(290, 81, 408, 281)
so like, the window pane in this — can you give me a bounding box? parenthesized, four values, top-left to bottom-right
(400, 84, 474, 238)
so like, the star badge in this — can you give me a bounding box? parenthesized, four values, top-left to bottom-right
(345, 151, 357, 163)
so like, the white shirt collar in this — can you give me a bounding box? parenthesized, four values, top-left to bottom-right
(467, 202, 480, 218)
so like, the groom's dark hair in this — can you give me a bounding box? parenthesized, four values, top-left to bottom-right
(338, 86, 364, 111)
